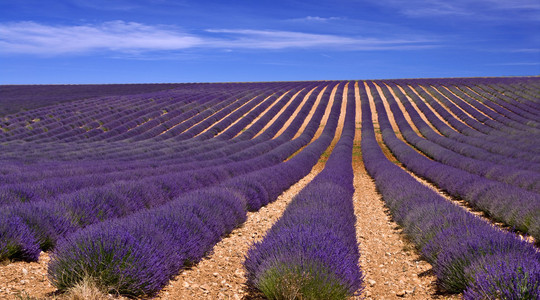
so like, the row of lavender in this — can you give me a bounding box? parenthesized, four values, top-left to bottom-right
(1, 84, 224, 142)
(0, 83, 283, 151)
(397, 83, 540, 170)
(360, 82, 539, 299)
(47, 83, 347, 296)
(408, 83, 540, 164)
(0, 82, 277, 135)
(397, 80, 540, 154)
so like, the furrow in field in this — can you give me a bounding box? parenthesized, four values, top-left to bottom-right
(406, 84, 473, 132)
(215, 92, 279, 138)
(272, 87, 316, 138)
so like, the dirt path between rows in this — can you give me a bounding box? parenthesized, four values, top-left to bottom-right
(251, 88, 305, 139)
(357, 82, 459, 300)
(156, 165, 324, 300)
(0, 253, 54, 299)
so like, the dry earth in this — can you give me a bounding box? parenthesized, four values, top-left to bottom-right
(0, 253, 54, 299)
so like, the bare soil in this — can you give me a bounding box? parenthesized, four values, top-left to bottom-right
(0, 253, 54, 299)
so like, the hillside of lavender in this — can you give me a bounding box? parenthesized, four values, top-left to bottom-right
(1, 77, 539, 299)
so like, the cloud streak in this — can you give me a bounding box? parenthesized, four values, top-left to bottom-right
(205, 29, 434, 50)
(0, 21, 437, 57)
(0, 21, 202, 55)
(488, 62, 540, 66)
(369, 0, 540, 20)
(288, 16, 343, 22)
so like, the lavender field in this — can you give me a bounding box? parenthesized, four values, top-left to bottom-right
(0, 78, 539, 299)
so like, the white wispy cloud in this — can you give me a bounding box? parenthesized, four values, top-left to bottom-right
(289, 16, 343, 22)
(511, 48, 540, 53)
(0, 21, 437, 57)
(370, 0, 540, 19)
(488, 62, 540, 66)
(483, 0, 540, 10)
(205, 29, 435, 50)
(0, 21, 202, 55)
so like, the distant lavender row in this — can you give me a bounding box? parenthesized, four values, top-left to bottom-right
(0, 82, 291, 143)
(1, 86, 218, 141)
(468, 81, 540, 114)
(0, 83, 309, 200)
(410, 79, 540, 157)
(0, 83, 302, 162)
(46, 82, 345, 297)
(0, 83, 293, 163)
(359, 82, 539, 299)
(450, 84, 540, 129)
(410, 83, 539, 152)
(245, 83, 363, 299)
(430, 84, 539, 135)
(0, 84, 270, 144)
(0, 85, 289, 170)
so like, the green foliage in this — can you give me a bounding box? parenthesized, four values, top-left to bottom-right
(257, 264, 349, 300)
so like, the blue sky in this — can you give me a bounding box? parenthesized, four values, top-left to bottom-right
(1, 0, 539, 83)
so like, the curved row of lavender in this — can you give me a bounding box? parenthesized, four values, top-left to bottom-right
(359, 82, 539, 299)
(244, 82, 363, 299)
(47, 83, 346, 296)
(0, 83, 327, 210)
(0, 86, 282, 180)
(387, 82, 540, 172)
(366, 80, 540, 240)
